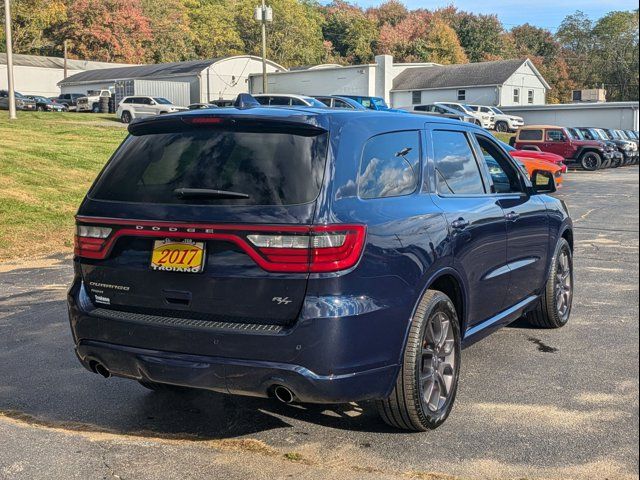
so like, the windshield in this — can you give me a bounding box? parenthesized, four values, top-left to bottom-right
(154, 98, 173, 105)
(90, 127, 329, 206)
(490, 107, 504, 115)
(615, 130, 628, 139)
(444, 103, 466, 114)
(371, 97, 389, 109)
(566, 128, 582, 140)
(303, 97, 330, 108)
(595, 129, 610, 140)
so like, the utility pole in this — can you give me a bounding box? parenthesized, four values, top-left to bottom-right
(3, 0, 17, 119)
(63, 40, 68, 79)
(254, 1, 273, 94)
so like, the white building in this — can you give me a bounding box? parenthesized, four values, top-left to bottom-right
(250, 55, 437, 105)
(250, 56, 549, 108)
(58, 56, 286, 106)
(0, 53, 134, 97)
(501, 102, 640, 130)
(391, 58, 550, 108)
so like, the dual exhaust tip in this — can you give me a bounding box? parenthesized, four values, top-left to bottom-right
(89, 362, 296, 404)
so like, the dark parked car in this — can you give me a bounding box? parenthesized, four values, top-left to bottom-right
(567, 127, 622, 168)
(53, 93, 85, 111)
(0, 90, 36, 111)
(577, 127, 638, 166)
(68, 107, 574, 431)
(26, 95, 67, 112)
(404, 103, 477, 124)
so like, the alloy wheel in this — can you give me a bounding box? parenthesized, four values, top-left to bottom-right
(420, 311, 457, 413)
(555, 250, 573, 321)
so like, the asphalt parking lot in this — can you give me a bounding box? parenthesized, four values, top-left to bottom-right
(0, 166, 638, 480)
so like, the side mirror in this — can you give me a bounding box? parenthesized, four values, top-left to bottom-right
(531, 170, 556, 194)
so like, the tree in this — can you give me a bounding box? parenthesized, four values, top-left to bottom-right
(377, 10, 432, 60)
(187, 0, 245, 59)
(368, 0, 408, 27)
(141, 0, 195, 63)
(511, 24, 559, 60)
(592, 10, 639, 101)
(58, 0, 152, 63)
(234, 0, 326, 67)
(449, 12, 506, 62)
(556, 11, 596, 91)
(0, 0, 66, 55)
(323, 1, 378, 63)
(417, 19, 468, 64)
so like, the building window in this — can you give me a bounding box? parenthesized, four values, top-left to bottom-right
(528, 90, 534, 104)
(411, 91, 421, 104)
(513, 88, 520, 103)
(457, 89, 466, 101)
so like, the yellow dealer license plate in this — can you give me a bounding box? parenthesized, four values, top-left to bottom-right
(150, 239, 205, 273)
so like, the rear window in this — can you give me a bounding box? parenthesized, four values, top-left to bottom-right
(90, 128, 329, 206)
(519, 129, 543, 141)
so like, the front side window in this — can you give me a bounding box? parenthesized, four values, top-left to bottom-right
(412, 91, 421, 104)
(359, 131, 420, 199)
(475, 135, 523, 194)
(457, 90, 466, 101)
(433, 130, 485, 195)
(333, 100, 352, 109)
(546, 129, 566, 142)
(513, 88, 520, 103)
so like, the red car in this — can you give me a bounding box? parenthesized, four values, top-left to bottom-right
(500, 141, 567, 173)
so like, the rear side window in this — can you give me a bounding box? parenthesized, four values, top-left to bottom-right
(519, 129, 543, 141)
(358, 131, 420, 199)
(433, 130, 485, 195)
(90, 128, 329, 206)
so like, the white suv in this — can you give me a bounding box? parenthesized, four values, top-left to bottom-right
(435, 102, 495, 129)
(467, 105, 524, 133)
(116, 96, 186, 123)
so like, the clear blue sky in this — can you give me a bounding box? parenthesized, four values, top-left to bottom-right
(349, 0, 639, 31)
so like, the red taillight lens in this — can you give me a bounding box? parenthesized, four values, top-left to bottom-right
(74, 225, 112, 259)
(74, 218, 366, 273)
(246, 225, 366, 273)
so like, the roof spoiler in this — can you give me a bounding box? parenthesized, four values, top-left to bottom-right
(234, 93, 261, 109)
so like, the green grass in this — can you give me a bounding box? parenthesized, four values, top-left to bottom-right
(492, 132, 515, 144)
(0, 111, 127, 260)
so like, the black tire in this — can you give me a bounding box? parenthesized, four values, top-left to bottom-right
(376, 290, 461, 431)
(138, 380, 191, 393)
(36, 105, 44, 112)
(495, 121, 508, 133)
(526, 238, 573, 329)
(611, 156, 622, 168)
(120, 111, 132, 124)
(601, 157, 611, 169)
(580, 151, 601, 171)
(92, 103, 100, 113)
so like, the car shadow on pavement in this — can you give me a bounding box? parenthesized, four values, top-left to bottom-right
(0, 289, 396, 441)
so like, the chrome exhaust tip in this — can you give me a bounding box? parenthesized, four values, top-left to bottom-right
(273, 385, 295, 404)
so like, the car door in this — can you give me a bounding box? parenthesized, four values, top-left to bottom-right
(427, 126, 509, 327)
(543, 129, 570, 158)
(472, 132, 550, 308)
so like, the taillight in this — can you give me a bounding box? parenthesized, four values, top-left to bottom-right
(246, 226, 366, 273)
(74, 218, 366, 273)
(74, 225, 112, 258)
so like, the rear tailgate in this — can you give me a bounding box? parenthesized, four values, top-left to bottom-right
(75, 115, 330, 326)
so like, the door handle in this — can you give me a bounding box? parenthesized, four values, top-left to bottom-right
(505, 211, 520, 222)
(451, 218, 470, 230)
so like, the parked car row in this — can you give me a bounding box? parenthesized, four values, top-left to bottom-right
(403, 102, 525, 132)
(513, 125, 639, 170)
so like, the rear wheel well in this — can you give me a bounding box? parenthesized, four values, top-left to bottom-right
(562, 229, 574, 251)
(429, 275, 464, 328)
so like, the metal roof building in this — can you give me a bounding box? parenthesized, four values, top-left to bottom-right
(0, 53, 135, 97)
(59, 56, 287, 106)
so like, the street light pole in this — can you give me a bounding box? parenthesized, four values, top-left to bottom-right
(3, 0, 17, 119)
(255, 1, 272, 94)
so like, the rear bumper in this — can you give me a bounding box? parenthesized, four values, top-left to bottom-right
(75, 340, 397, 403)
(68, 279, 404, 403)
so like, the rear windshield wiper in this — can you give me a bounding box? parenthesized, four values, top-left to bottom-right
(173, 188, 250, 199)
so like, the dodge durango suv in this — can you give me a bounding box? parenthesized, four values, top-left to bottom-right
(68, 107, 574, 431)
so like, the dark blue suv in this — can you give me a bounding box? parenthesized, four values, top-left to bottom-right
(68, 107, 574, 431)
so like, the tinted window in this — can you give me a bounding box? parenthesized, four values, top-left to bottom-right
(476, 135, 523, 194)
(290, 98, 306, 106)
(413, 105, 428, 112)
(358, 131, 420, 199)
(333, 100, 351, 109)
(433, 131, 485, 195)
(519, 129, 543, 141)
(91, 128, 329, 206)
(254, 96, 269, 105)
(269, 97, 290, 106)
(317, 97, 331, 107)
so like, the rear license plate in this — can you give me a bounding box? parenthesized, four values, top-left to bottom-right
(150, 239, 205, 273)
